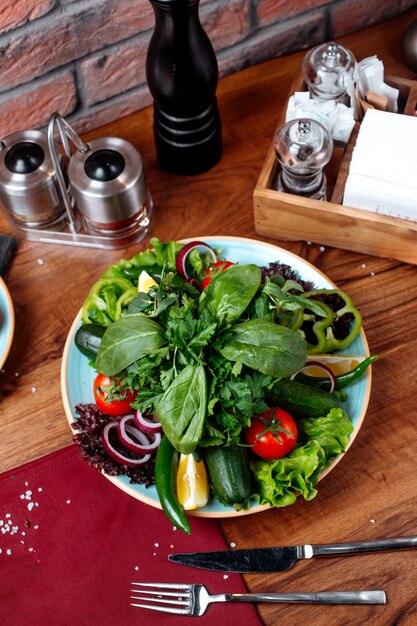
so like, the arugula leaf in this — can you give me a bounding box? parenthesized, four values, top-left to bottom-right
(219, 318, 307, 378)
(96, 316, 167, 375)
(156, 364, 207, 455)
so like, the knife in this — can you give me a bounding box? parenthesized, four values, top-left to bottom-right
(0, 234, 17, 277)
(168, 535, 417, 573)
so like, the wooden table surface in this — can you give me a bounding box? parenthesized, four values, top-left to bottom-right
(2, 8, 417, 625)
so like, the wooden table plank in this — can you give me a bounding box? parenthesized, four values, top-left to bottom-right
(1, 8, 417, 625)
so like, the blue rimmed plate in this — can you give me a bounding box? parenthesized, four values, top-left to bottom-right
(0, 276, 14, 370)
(61, 236, 371, 518)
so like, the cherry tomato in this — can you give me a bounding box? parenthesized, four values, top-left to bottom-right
(202, 260, 234, 289)
(93, 374, 137, 416)
(244, 407, 298, 460)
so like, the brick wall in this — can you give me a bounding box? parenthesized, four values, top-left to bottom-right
(0, 0, 416, 138)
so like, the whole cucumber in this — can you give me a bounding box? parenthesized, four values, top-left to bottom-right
(266, 378, 346, 419)
(74, 323, 106, 359)
(205, 443, 251, 510)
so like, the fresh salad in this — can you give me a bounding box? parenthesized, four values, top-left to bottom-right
(71, 238, 376, 534)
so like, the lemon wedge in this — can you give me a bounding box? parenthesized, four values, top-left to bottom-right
(177, 453, 209, 511)
(137, 270, 158, 293)
(306, 354, 366, 377)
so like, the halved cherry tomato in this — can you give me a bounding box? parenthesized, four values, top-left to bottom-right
(93, 374, 137, 416)
(202, 260, 234, 289)
(244, 407, 298, 460)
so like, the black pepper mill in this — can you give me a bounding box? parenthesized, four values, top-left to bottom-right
(146, 0, 222, 175)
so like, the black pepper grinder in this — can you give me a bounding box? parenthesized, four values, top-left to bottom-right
(146, 0, 222, 175)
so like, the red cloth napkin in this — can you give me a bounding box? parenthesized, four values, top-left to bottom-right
(0, 445, 262, 626)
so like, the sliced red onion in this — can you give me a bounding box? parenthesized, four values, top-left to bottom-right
(133, 409, 162, 434)
(118, 415, 161, 453)
(101, 422, 152, 466)
(176, 241, 217, 279)
(291, 360, 336, 393)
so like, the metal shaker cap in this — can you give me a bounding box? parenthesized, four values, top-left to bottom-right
(67, 136, 147, 225)
(0, 130, 56, 194)
(302, 42, 357, 102)
(0, 129, 65, 227)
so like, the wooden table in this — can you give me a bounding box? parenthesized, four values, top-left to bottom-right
(2, 8, 417, 625)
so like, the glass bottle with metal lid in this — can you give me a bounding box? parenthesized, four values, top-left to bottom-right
(274, 118, 333, 201)
(302, 42, 357, 104)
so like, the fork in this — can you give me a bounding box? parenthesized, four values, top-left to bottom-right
(130, 582, 386, 616)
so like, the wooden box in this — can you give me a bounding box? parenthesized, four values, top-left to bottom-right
(253, 75, 417, 264)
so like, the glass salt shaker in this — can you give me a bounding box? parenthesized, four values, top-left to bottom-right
(302, 42, 357, 104)
(274, 118, 333, 201)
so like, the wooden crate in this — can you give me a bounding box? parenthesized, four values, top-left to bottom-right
(253, 75, 417, 264)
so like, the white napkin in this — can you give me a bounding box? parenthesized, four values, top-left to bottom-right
(343, 109, 417, 220)
(286, 92, 355, 143)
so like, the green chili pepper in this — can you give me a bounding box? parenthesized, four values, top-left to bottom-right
(301, 289, 362, 354)
(294, 355, 378, 391)
(154, 435, 191, 534)
(81, 277, 137, 325)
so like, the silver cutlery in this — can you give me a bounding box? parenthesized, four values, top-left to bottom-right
(130, 582, 386, 616)
(168, 535, 417, 573)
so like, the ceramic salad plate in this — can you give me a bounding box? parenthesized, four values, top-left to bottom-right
(0, 276, 14, 370)
(61, 236, 372, 518)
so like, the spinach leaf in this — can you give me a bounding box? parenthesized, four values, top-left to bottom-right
(199, 264, 261, 323)
(219, 318, 307, 378)
(96, 316, 167, 375)
(156, 364, 207, 454)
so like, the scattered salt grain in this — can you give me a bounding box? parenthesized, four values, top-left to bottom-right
(35, 502, 39, 507)
(21, 540, 25, 544)
(34, 525, 39, 530)
(370, 518, 376, 524)
(38, 488, 43, 493)
(27, 502, 35, 512)
(15, 372, 19, 377)
(154, 543, 160, 548)
(370, 271, 375, 277)
(169, 544, 174, 549)
(0, 520, 3, 526)
(306, 241, 312, 245)
(153, 552, 157, 557)
(37, 259, 44, 266)
(6, 549, 12, 555)
(230, 542, 236, 548)
(0, 548, 2, 553)
(20, 494, 25, 500)
(28, 547, 34, 552)
(66, 500, 71, 504)
(172, 526, 177, 531)
(25, 490, 32, 499)
(223, 575, 229, 580)
(25, 482, 29, 487)
(319, 246, 326, 252)
(31, 387, 37, 393)
(5, 513, 11, 518)
(21, 532, 26, 536)
(134, 566, 140, 571)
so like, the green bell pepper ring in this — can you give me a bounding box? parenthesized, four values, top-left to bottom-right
(302, 289, 362, 354)
(82, 277, 137, 325)
(300, 300, 336, 354)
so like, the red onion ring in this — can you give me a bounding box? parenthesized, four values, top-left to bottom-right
(291, 360, 336, 393)
(101, 422, 152, 466)
(133, 410, 162, 434)
(118, 415, 161, 453)
(176, 241, 217, 279)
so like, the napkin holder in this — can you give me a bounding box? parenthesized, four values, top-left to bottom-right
(253, 74, 417, 265)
